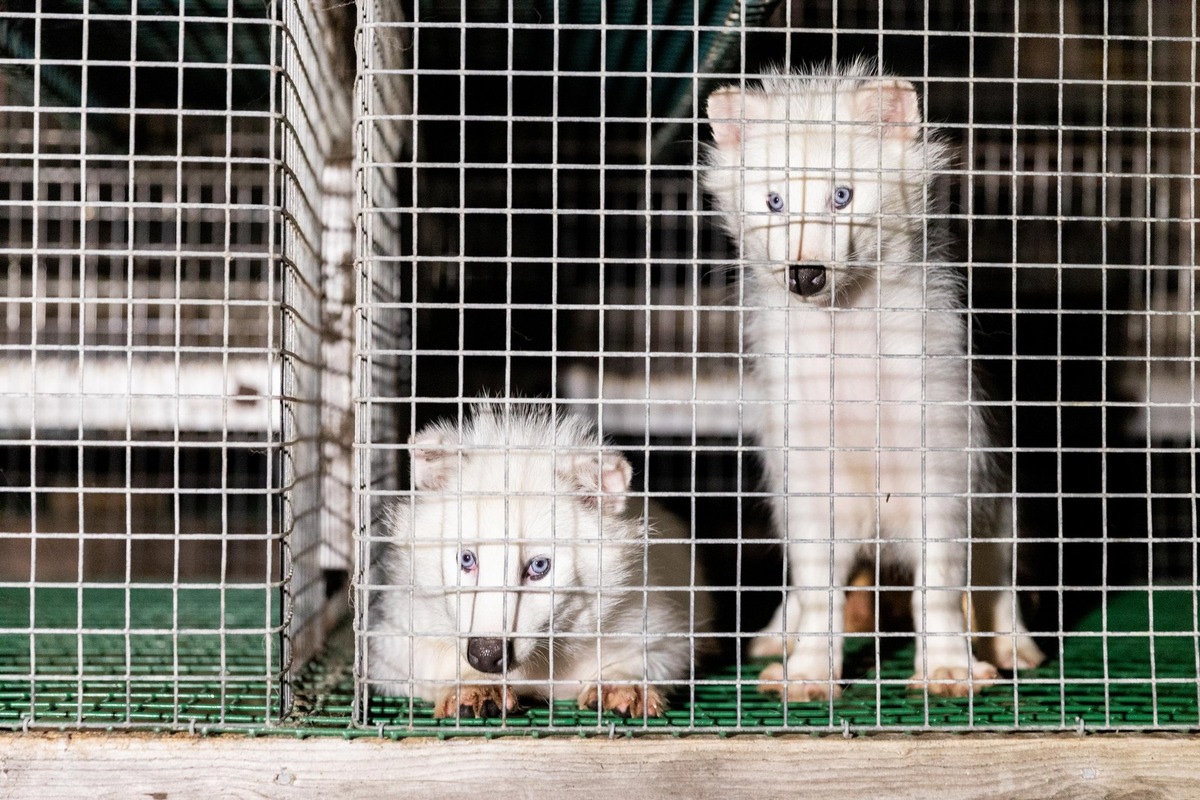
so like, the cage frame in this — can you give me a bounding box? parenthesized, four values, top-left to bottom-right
(0, 0, 1198, 792)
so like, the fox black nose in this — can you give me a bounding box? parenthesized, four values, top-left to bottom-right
(467, 637, 511, 673)
(788, 264, 827, 297)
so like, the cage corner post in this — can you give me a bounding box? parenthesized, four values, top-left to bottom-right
(277, 0, 357, 716)
(350, 0, 414, 727)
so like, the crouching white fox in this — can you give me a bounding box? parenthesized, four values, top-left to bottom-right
(368, 404, 712, 719)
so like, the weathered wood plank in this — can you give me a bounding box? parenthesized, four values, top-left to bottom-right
(1, 732, 1197, 800)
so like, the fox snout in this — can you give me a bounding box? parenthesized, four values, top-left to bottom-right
(466, 637, 513, 673)
(788, 263, 827, 297)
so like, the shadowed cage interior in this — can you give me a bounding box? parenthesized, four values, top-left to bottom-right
(0, 0, 1195, 736)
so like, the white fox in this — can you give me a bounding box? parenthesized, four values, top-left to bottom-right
(368, 404, 711, 718)
(701, 60, 1044, 700)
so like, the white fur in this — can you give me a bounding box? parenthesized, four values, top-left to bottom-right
(368, 403, 711, 716)
(702, 61, 1044, 699)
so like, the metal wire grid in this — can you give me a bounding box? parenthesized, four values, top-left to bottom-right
(278, 0, 355, 687)
(0, 0, 351, 730)
(351, 0, 1199, 735)
(0, 0, 1192, 737)
(353, 0, 413, 726)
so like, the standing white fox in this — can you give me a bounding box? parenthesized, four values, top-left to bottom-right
(368, 404, 711, 719)
(701, 60, 1044, 699)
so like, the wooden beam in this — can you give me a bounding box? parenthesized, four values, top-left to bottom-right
(2, 732, 1197, 799)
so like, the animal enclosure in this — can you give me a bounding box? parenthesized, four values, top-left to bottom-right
(1, 0, 1197, 742)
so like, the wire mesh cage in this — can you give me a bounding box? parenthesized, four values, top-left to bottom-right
(1, 0, 1196, 742)
(0, 0, 351, 731)
(355, 0, 1198, 737)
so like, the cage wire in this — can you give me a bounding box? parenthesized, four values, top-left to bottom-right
(0, 0, 1196, 739)
(354, 0, 1199, 736)
(0, 0, 352, 731)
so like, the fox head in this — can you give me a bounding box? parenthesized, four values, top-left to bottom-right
(702, 60, 948, 305)
(387, 405, 641, 678)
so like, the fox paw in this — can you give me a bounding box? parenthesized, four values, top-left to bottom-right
(989, 635, 1047, 672)
(748, 634, 792, 659)
(757, 661, 842, 702)
(908, 662, 999, 698)
(434, 685, 522, 719)
(578, 683, 667, 718)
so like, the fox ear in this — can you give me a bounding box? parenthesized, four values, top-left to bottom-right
(561, 451, 633, 515)
(708, 87, 773, 151)
(409, 428, 457, 491)
(706, 87, 745, 150)
(854, 79, 921, 140)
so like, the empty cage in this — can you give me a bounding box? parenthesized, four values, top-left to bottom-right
(0, 0, 353, 730)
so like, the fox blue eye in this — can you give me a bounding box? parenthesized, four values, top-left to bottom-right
(832, 185, 853, 209)
(525, 556, 551, 580)
(459, 550, 477, 572)
(765, 191, 785, 212)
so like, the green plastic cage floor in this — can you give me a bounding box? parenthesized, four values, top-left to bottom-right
(2, 588, 1198, 735)
(0, 587, 282, 730)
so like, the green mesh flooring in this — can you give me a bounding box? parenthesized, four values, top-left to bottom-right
(0, 587, 282, 731)
(3, 588, 1198, 735)
(356, 590, 1200, 736)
